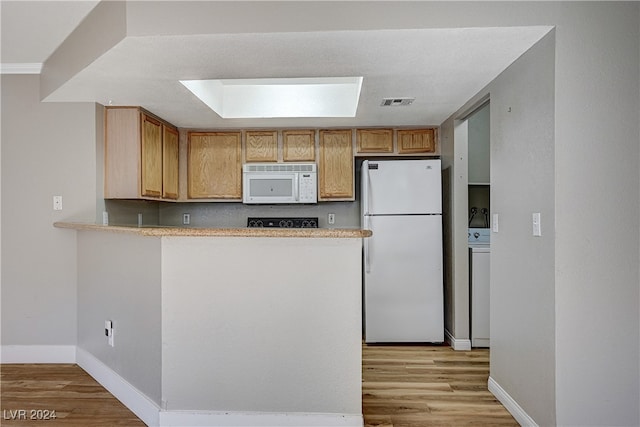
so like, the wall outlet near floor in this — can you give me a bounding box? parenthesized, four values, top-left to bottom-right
(328, 213, 335, 225)
(183, 213, 191, 225)
(105, 320, 114, 347)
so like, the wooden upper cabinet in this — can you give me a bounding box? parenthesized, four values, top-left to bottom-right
(188, 132, 242, 199)
(162, 125, 179, 200)
(105, 108, 140, 199)
(283, 130, 316, 162)
(356, 128, 393, 153)
(245, 131, 277, 162)
(319, 129, 354, 200)
(397, 129, 436, 154)
(105, 107, 178, 201)
(141, 115, 163, 198)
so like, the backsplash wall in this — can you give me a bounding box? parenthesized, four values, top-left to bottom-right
(104, 199, 361, 228)
(160, 201, 360, 228)
(104, 200, 161, 226)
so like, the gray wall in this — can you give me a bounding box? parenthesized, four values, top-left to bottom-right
(440, 3, 639, 425)
(161, 236, 362, 413)
(2, 3, 639, 426)
(1, 74, 96, 346)
(550, 5, 639, 424)
(440, 117, 470, 342)
(489, 31, 556, 426)
(77, 231, 162, 404)
(467, 104, 490, 185)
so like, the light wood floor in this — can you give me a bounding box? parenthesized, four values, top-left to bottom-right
(0, 364, 146, 426)
(2, 346, 517, 426)
(362, 343, 518, 426)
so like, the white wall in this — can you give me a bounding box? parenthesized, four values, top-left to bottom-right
(161, 236, 362, 414)
(1, 74, 96, 347)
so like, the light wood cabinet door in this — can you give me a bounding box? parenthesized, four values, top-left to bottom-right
(105, 108, 140, 199)
(162, 125, 179, 200)
(188, 132, 242, 199)
(397, 129, 436, 154)
(245, 131, 277, 162)
(141, 114, 163, 198)
(105, 107, 179, 201)
(356, 128, 393, 153)
(319, 129, 354, 200)
(283, 130, 316, 162)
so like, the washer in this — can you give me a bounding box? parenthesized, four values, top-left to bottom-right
(469, 228, 490, 348)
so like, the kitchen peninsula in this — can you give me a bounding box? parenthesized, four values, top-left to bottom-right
(54, 222, 370, 427)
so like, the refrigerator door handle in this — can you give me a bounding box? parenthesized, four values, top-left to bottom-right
(362, 160, 370, 216)
(363, 216, 371, 273)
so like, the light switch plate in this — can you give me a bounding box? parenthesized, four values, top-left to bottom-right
(492, 213, 499, 232)
(532, 212, 542, 236)
(53, 195, 63, 211)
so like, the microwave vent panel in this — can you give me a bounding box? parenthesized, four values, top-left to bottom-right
(244, 163, 316, 172)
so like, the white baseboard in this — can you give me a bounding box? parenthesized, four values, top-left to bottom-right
(3, 345, 363, 427)
(77, 347, 362, 427)
(76, 347, 161, 427)
(0, 345, 76, 363)
(445, 330, 472, 351)
(159, 411, 363, 427)
(488, 376, 537, 427)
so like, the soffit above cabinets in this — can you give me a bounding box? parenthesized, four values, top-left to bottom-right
(1, 1, 553, 129)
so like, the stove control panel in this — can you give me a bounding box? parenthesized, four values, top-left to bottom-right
(247, 217, 319, 228)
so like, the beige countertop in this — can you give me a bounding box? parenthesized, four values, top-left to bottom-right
(54, 222, 372, 239)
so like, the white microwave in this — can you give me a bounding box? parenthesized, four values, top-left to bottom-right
(242, 163, 317, 204)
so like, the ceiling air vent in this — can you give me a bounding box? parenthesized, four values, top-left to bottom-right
(381, 97, 415, 107)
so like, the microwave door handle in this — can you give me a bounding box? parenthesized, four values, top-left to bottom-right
(294, 174, 299, 201)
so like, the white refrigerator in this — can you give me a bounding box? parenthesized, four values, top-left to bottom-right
(362, 159, 444, 343)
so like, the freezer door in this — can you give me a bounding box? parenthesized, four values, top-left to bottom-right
(362, 159, 441, 215)
(364, 214, 444, 343)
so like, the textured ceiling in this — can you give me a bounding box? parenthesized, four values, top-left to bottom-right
(1, 1, 99, 63)
(1, 1, 552, 129)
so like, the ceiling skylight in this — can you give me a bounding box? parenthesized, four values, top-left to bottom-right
(180, 77, 363, 119)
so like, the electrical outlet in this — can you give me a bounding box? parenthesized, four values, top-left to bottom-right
(183, 213, 191, 225)
(328, 213, 335, 225)
(105, 320, 114, 347)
